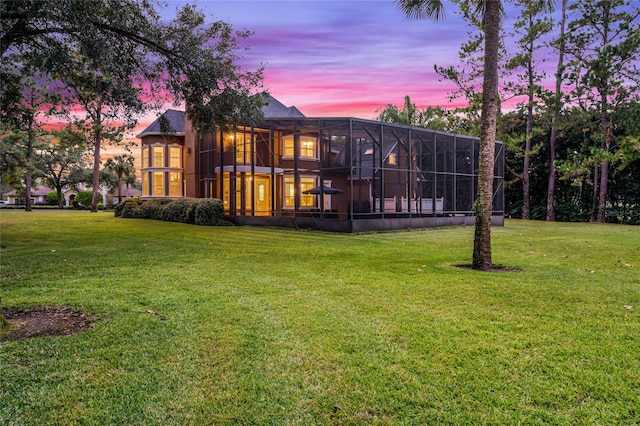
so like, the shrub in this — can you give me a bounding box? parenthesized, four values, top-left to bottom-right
(120, 197, 142, 218)
(162, 198, 198, 223)
(195, 199, 225, 226)
(75, 190, 94, 208)
(140, 199, 173, 220)
(46, 191, 59, 206)
(114, 201, 126, 217)
(97, 202, 104, 210)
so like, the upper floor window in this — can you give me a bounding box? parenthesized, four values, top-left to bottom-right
(300, 137, 316, 159)
(282, 135, 317, 159)
(153, 146, 164, 167)
(283, 136, 294, 158)
(170, 147, 181, 168)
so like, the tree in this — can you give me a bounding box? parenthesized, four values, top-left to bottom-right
(0, 66, 58, 211)
(1, 1, 267, 131)
(56, 35, 145, 213)
(395, 0, 502, 271)
(505, 0, 553, 219)
(105, 154, 135, 204)
(376, 95, 461, 132)
(545, 0, 568, 221)
(35, 126, 90, 208)
(565, 0, 640, 222)
(2, 0, 267, 209)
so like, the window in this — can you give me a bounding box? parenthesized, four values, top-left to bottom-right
(153, 172, 164, 196)
(153, 146, 164, 167)
(169, 172, 181, 196)
(300, 136, 316, 159)
(388, 153, 397, 165)
(283, 135, 294, 157)
(170, 147, 181, 168)
(142, 173, 149, 196)
(284, 176, 315, 208)
(300, 177, 315, 206)
(142, 147, 149, 168)
(282, 135, 317, 159)
(284, 177, 295, 207)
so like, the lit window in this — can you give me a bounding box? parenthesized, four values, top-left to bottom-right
(300, 136, 316, 159)
(142, 173, 149, 196)
(223, 133, 235, 152)
(300, 177, 315, 206)
(235, 132, 249, 164)
(153, 146, 164, 167)
(364, 148, 373, 155)
(169, 172, 181, 196)
(283, 136, 294, 157)
(142, 147, 149, 168)
(170, 147, 181, 168)
(284, 176, 295, 207)
(388, 153, 397, 165)
(284, 176, 315, 208)
(153, 172, 164, 196)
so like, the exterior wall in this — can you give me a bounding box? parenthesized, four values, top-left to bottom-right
(184, 117, 199, 198)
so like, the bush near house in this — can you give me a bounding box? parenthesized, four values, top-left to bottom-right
(194, 198, 225, 226)
(75, 190, 94, 208)
(45, 191, 58, 206)
(161, 198, 198, 223)
(139, 199, 173, 220)
(116, 198, 225, 226)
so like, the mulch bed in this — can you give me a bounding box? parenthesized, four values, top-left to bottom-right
(0, 306, 94, 342)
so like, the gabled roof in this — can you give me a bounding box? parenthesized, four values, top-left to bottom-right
(137, 96, 304, 139)
(136, 109, 186, 138)
(263, 94, 305, 118)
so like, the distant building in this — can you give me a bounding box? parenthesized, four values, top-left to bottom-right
(137, 95, 504, 232)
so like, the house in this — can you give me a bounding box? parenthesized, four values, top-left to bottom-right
(5, 185, 53, 205)
(137, 95, 504, 232)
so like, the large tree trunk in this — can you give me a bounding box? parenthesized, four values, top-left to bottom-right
(25, 116, 34, 212)
(57, 188, 64, 209)
(522, 13, 535, 221)
(597, 158, 609, 223)
(547, 0, 567, 222)
(546, 124, 558, 221)
(590, 165, 599, 223)
(91, 108, 102, 213)
(472, 0, 500, 271)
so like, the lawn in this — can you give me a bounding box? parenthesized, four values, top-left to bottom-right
(1, 210, 638, 425)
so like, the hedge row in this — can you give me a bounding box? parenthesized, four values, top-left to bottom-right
(115, 197, 226, 226)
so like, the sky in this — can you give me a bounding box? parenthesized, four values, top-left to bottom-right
(150, 0, 501, 123)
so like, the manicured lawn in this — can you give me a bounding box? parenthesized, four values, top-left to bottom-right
(1, 210, 638, 425)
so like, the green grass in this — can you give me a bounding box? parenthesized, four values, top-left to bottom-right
(1, 211, 638, 425)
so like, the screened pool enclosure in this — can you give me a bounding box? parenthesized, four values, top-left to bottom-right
(197, 117, 504, 232)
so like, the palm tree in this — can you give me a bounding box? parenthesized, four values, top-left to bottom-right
(105, 154, 135, 204)
(377, 95, 419, 125)
(395, 0, 502, 271)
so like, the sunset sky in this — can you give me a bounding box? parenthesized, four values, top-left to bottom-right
(141, 0, 536, 129)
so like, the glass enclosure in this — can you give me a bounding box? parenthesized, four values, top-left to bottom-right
(198, 118, 504, 231)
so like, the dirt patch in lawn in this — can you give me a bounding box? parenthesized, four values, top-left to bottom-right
(0, 306, 94, 341)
